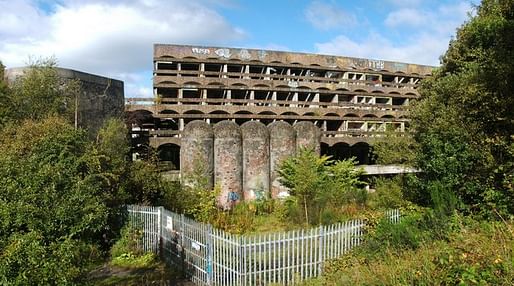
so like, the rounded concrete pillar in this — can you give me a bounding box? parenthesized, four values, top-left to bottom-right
(269, 121, 296, 199)
(213, 120, 242, 209)
(241, 121, 270, 201)
(294, 121, 321, 155)
(180, 120, 214, 188)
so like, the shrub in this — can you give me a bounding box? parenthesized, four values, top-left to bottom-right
(278, 149, 366, 225)
(369, 176, 407, 209)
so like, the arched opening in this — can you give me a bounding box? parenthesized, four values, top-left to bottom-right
(183, 110, 205, 125)
(351, 142, 374, 165)
(126, 110, 156, 129)
(258, 111, 276, 125)
(234, 111, 253, 125)
(281, 111, 299, 125)
(155, 119, 179, 130)
(157, 143, 181, 171)
(323, 142, 351, 161)
(209, 110, 230, 124)
(325, 114, 343, 131)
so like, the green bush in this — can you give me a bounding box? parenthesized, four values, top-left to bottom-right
(109, 224, 157, 269)
(308, 220, 513, 286)
(110, 225, 143, 259)
(369, 176, 407, 209)
(278, 149, 366, 226)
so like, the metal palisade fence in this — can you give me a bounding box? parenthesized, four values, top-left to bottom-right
(126, 205, 401, 286)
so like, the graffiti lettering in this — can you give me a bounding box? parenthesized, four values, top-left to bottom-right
(239, 49, 251, 60)
(368, 60, 385, 70)
(191, 47, 210, 55)
(215, 48, 231, 58)
(258, 50, 268, 61)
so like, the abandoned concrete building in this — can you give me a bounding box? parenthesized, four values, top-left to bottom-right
(6, 67, 124, 136)
(126, 44, 433, 175)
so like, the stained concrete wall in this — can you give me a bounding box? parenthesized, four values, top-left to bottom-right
(241, 121, 269, 201)
(213, 120, 242, 209)
(294, 121, 321, 155)
(181, 120, 214, 188)
(181, 120, 323, 208)
(269, 121, 296, 199)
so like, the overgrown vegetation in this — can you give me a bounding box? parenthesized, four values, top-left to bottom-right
(0, 60, 175, 285)
(2, 0, 514, 284)
(303, 0, 514, 284)
(303, 218, 513, 285)
(409, 0, 514, 218)
(169, 149, 369, 234)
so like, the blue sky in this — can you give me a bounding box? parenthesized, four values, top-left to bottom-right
(0, 0, 477, 97)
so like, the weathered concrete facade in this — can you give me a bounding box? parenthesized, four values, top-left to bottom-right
(241, 121, 270, 201)
(269, 121, 296, 199)
(126, 44, 434, 169)
(186, 119, 320, 206)
(213, 120, 243, 209)
(294, 121, 321, 155)
(6, 67, 124, 136)
(180, 120, 214, 188)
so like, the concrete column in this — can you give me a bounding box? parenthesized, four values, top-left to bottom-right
(180, 121, 214, 188)
(249, 90, 255, 106)
(202, 89, 207, 105)
(200, 63, 205, 78)
(226, 90, 232, 106)
(178, 89, 183, 105)
(223, 64, 228, 78)
(294, 121, 321, 155)
(244, 65, 250, 79)
(241, 121, 270, 201)
(291, 92, 298, 107)
(214, 121, 242, 209)
(269, 121, 296, 199)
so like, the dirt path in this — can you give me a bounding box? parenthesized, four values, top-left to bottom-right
(88, 263, 195, 286)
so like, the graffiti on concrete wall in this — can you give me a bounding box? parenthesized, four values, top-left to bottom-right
(258, 50, 268, 61)
(215, 48, 232, 58)
(367, 60, 385, 70)
(191, 47, 210, 55)
(351, 59, 385, 70)
(239, 49, 251, 60)
(191, 46, 267, 61)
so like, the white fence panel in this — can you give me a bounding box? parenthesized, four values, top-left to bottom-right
(126, 206, 400, 286)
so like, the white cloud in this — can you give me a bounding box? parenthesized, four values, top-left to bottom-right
(386, 0, 423, 6)
(385, 8, 428, 27)
(305, 1, 356, 30)
(315, 1, 473, 66)
(0, 0, 244, 97)
(315, 32, 447, 66)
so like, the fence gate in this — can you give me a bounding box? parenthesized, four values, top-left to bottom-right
(127, 206, 212, 285)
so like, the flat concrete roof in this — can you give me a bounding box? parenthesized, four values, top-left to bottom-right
(154, 44, 435, 76)
(5, 67, 123, 88)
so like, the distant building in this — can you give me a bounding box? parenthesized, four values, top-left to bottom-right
(126, 44, 434, 170)
(6, 67, 124, 136)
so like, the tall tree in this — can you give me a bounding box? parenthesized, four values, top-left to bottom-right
(411, 0, 514, 216)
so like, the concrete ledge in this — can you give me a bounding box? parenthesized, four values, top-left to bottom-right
(361, 164, 419, 175)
